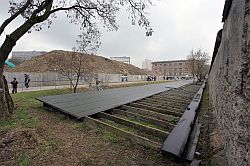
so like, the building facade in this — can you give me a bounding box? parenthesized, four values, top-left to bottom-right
(12, 51, 47, 60)
(142, 59, 152, 71)
(110, 56, 130, 64)
(152, 60, 191, 77)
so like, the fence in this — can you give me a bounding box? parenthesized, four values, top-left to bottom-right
(4, 72, 160, 89)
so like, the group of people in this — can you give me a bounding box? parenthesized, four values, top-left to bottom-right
(121, 75, 128, 82)
(147, 76, 157, 81)
(2, 74, 30, 94)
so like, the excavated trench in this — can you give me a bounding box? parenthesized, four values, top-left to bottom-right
(87, 83, 201, 149)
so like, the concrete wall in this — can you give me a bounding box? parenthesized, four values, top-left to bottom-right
(209, 0, 250, 165)
(3, 72, 157, 88)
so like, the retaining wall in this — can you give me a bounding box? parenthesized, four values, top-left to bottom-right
(209, 0, 250, 165)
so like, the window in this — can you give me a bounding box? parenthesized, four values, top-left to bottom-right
(179, 63, 182, 65)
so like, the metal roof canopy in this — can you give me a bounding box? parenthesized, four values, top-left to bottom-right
(37, 80, 192, 119)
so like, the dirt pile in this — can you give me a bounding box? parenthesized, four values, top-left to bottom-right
(10, 50, 148, 75)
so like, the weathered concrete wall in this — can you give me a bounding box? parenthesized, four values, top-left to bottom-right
(209, 0, 250, 165)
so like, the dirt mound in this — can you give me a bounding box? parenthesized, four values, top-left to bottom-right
(10, 50, 148, 75)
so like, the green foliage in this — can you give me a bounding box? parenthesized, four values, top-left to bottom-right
(14, 153, 30, 166)
(48, 138, 59, 151)
(74, 122, 92, 131)
(101, 130, 119, 143)
(16, 108, 39, 128)
(0, 118, 16, 129)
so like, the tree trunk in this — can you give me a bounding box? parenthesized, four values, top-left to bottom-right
(0, 35, 16, 120)
(73, 85, 77, 93)
(73, 74, 80, 93)
(0, 66, 14, 120)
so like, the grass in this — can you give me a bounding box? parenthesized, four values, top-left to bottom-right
(14, 153, 31, 166)
(0, 80, 172, 130)
(47, 138, 60, 151)
(101, 130, 119, 143)
(0, 81, 186, 166)
(115, 113, 166, 131)
(74, 121, 92, 131)
(100, 118, 162, 143)
(196, 83, 214, 165)
(0, 89, 71, 130)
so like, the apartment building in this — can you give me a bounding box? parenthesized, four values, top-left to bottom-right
(142, 59, 152, 71)
(12, 51, 47, 60)
(152, 60, 192, 77)
(110, 56, 130, 64)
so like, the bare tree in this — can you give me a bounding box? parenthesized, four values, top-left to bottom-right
(49, 50, 92, 93)
(187, 49, 210, 82)
(50, 26, 100, 93)
(0, 0, 153, 119)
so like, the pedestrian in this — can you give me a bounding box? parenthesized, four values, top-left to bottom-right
(24, 74, 30, 88)
(11, 78, 18, 94)
(96, 78, 102, 91)
(121, 75, 125, 82)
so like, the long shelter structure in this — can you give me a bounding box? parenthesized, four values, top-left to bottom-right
(37, 80, 192, 119)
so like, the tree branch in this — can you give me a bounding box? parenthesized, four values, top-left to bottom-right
(7, 0, 53, 43)
(36, 0, 53, 22)
(50, 5, 97, 14)
(0, 0, 31, 37)
(29, 0, 52, 21)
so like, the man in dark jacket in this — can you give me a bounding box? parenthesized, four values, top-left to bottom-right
(24, 74, 30, 88)
(11, 78, 18, 94)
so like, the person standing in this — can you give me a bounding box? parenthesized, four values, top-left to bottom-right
(24, 74, 30, 88)
(96, 78, 102, 91)
(11, 78, 18, 94)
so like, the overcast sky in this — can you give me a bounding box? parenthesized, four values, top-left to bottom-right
(0, 0, 225, 68)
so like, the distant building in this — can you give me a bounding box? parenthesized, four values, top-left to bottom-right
(12, 51, 47, 60)
(142, 59, 152, 71)
(110, 56, 130, 64)
(152, 60, 192, 77)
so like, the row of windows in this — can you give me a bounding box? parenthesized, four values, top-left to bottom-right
(153, 62, 187, 67)
(163, 72, 189, 76)
(153, 68, 189, 72)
